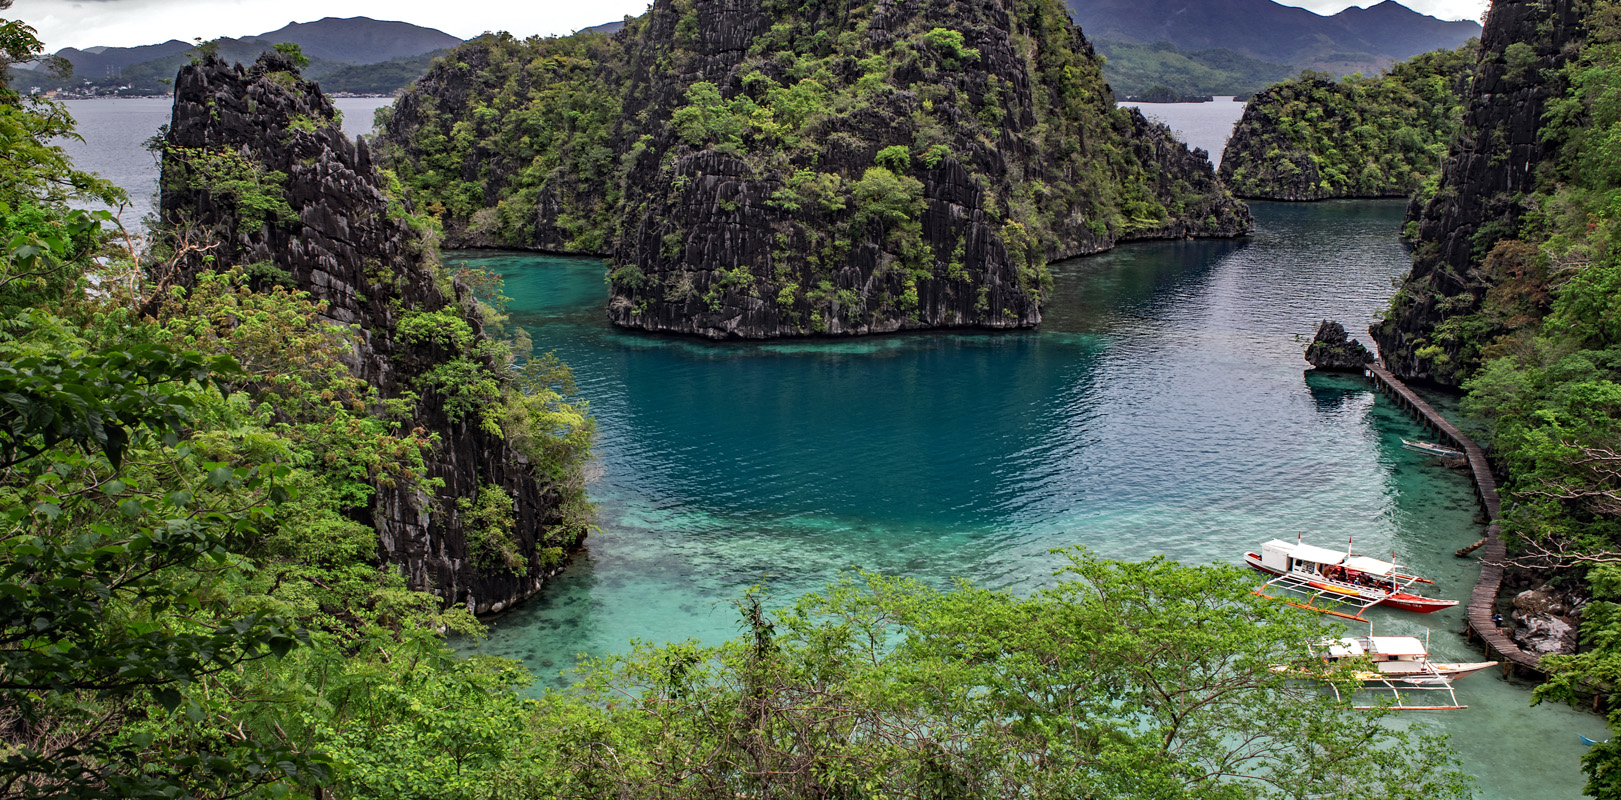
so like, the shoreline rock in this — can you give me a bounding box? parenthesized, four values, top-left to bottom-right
(378, 0, 1252, 341)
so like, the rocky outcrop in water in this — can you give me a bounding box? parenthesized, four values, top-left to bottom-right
(1304, 319, 1374, 370)
(376, 0, 1251, 340)
(1370, 0, 1587, 384)
(160, 51, 588, 614)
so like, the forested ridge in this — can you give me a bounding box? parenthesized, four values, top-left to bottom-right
(1218, 43, 1476, 201)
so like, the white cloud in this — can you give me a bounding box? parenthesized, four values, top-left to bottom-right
(1270, 0, 1489, 22)
(13, 0, 653, 51)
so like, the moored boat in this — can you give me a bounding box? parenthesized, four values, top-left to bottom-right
(1245, 539, 1458, 621)
(1311, 635, 1496, 683)
(1401, 438, 1465, 458)
(1277, 630, 1495, 710)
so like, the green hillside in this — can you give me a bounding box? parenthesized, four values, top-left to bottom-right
(1097, 40, 1294, 98)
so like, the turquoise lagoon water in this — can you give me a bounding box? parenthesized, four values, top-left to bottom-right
(452, 200, 1605, 799)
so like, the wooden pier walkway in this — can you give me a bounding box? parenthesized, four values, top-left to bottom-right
(1364, 364, 1545, 678)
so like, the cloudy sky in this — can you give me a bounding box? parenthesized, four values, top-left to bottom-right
(14, 0, 1491, 52)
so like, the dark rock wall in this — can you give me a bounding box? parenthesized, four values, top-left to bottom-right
(1371, 0, 1587, 384)
(160, 52, 581, 614)
(602, 0, 1249, 340)
(378, 0, 1251, 341)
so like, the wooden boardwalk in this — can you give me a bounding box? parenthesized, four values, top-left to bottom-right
(1365, 364, 1545, 678)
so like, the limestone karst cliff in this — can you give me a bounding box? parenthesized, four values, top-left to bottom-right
(375, 0, 1251, 340)
(159, 51, 592, 614)
(1370, 0, 1587, 384)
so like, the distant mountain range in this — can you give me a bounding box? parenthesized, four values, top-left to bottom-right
(12, 3, 1480, 100)
(1070, 0, 1480, 68)
(15, 17, 460, 95)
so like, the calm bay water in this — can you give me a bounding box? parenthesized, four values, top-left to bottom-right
(453, 201, 1604, 800)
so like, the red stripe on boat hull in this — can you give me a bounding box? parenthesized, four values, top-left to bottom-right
(1243, 553, 1458, 614)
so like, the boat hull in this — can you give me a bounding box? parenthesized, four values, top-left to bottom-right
(1401, 439, 1465, 458)
(1244, 553, 1458, 614)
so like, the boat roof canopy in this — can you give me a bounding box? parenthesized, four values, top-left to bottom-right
(1326, 638, 1364, 658)
(1290, 543, 1347, 566)
(1367, 637, 1427, 656)
(1343, 555, 1396, 576)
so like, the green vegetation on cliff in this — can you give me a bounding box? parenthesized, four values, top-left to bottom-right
(1094, 39, 1293, 99)
(377, 0, 1249, 339)
(0, 15, 594, 795)
(1219, 43, 1476, 200)
(1368, 4, 1621, 793)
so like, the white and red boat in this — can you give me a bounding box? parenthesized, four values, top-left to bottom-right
(1276, 630, 1497, 710)
(1245, 539, 1458, 621)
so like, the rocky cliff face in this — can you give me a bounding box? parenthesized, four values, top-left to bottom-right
(377, 0, 1251, 340)
(1371, 0, 1587, 384)
(160, 52, 586, 614)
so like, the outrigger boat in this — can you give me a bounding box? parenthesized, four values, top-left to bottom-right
(1401, 438, 1465, 458)
(1279, 629, 1496, 710)
(1245, 538, 1458, 621)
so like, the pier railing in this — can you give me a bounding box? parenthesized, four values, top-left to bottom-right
(1364, 363, 1544, 678)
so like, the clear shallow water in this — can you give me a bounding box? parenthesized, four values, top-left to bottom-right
(452, 200, 1606, 800)
(1118, 96, 1248, 168)
(56, 96, 393, 225)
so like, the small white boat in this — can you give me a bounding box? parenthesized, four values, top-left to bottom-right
(1314, 635, 1498, 683)
(1278, 630, 1496, 710)
(1401, 438, 1465, 458)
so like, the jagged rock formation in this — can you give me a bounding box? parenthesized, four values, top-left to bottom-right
(1304, 320, 1373, 370)
(1371, 0, 1587, 384)
(1219, 44, 1475, 201)
(160, 51, 586, 614)
(376, 0, 1251, 340)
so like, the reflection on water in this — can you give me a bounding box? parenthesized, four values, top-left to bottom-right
(457, 200, 1598, 799)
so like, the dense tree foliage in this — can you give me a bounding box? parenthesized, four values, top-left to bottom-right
(519, 554, 1468, 800)
(1219, 44, 1476, 200)
(0, 8, 583, 796)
